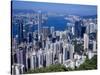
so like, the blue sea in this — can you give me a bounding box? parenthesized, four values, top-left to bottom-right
(12, 16, 69, 37)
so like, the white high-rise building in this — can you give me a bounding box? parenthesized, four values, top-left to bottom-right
(30, 50, 36, 70)
(84, 33, 89, 51)
(12, 64, 24, 75)
(86, 22, 96, 34)
(58, 53, 63, 64)
(63, 45, 68, 64)
(30, 55, 34, 69)
(89, 23, 96, 33)
(20, 50, 23, 65)
(46, 50, 53, 66)
(69, 44, 74, 60)
(12, 64, 20, 75)
(72, 26, 75, 35)
(86, 23, 90, 34)
(38, 49, 43, 68)
(93, 40, 97, 52)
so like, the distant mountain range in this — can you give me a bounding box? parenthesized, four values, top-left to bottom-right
(12, 1, 97, 16)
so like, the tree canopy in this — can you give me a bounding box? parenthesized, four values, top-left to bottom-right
(24, 55, 97, 74)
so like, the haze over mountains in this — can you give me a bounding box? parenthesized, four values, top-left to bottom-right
(12, 1, 97, 16)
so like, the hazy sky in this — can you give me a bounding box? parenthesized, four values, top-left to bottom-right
(12, 1, 97, 16)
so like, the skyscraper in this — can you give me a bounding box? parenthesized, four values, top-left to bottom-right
(89, 23, 96, 33)
(81, 26, 86, 38)
(58, 53, 63, 64)
(37, 49, 43, 68)
(93, 40, 96, 52)
(74, 20, 82, 38)
(63, 45, 68, 63)
(46, 51, 53, 66)
(42, 26, 50, 40)
(71, 26, 75, 35)
(18, 19, 24, 44)
(84, 33, 89, 51)
(86, 22, 96, 34)
(38, 10, 42, 40)
(69, 44, 74, 60)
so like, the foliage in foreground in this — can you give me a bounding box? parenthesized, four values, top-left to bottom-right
(24, 64, 72, 74)
(24, 55, 97, 74)
(75, 55, 97, 70)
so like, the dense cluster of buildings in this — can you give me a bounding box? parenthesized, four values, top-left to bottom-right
(11, 11, 97, 75)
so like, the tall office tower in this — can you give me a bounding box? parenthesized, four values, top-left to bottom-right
(81, 26, 86, 38)
(37, 49, 43, 68)
(30, 50, 36, 70)
(38, 11, 42, 40)
(67, 23, 73, 33)
(25, 49, 29, 70)
(61, 31, 67, 41)
(26, 47, 37, 70)
(52, 43, 58, 64)
(74, 20, 82, 38)
(45, 38, 53, 66)
(30, 54, 34, 70)
(50, 43, 54, 51)
(18, 43, 25, 65)
(86, 23, 90, 34)
(12, 37, 18, 50)
(33, 55, 37, 69)
(41, 33, 46, 48)
(93, 40, 97, 52)
(45, 37, 51, 50)
(50, 43, 55, 64)
(23, 24, 27, 42)
(58, 53, 63, 64)
(15, 35, 19, 44)
(89, 23, 96, 33)
(67, 44, 71, 59)
(42, 26, 50, 40)
(63, 45, 68, 63)
(22, 45, 27, 71)
(84, 33, 89, 51)
(19, 49, 24, 65)
(69, 44, 74, 60)
(59, 41, 63, 53)
(12, 37, 18, 65)
(71, 26, 75, 35)
(26, 57, 31, 70)
(27, 32, 33, 43)
(86, 22, 96, 34)
(15, 48, 24, 70)
(63, 43, 72, 63)
(53, 42, 57, 54)
(46, 50, 53, 66)
(32, 32, 35, 46)
(55, 41, 60, 57)
(56, 31, 60, 41)
(12, 64, 23, 75)
(18, 19, 24, 44)
(42, 53, 46, 67)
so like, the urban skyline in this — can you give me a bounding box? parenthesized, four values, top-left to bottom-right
(11, 1, 97, 75)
